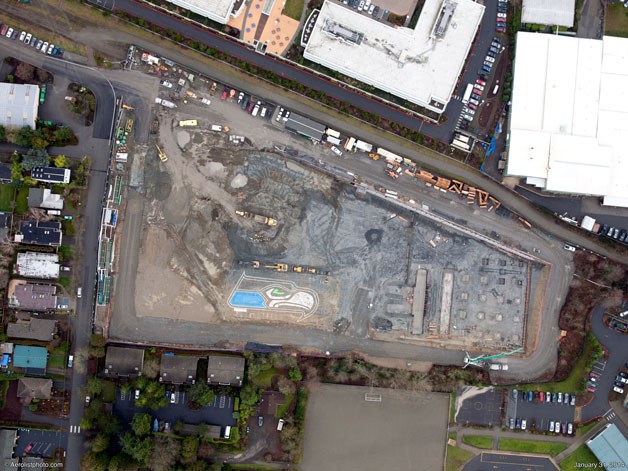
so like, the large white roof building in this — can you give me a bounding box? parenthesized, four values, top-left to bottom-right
(0, 83, 39, 130)
(521, 0, 575, 28)
(507, 32, 628, 208)
(165, 0, 240, 24)
(303, 0, 484, 114)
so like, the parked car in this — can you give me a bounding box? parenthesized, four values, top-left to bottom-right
(67, 355, 74, 368)
(528, 391, 533, 402)
(135, 389, 140, 400)
(276, 107, 284, 121)
(563, 244, 576, 252)
(24, 33, 32, 45)
(521, 419, 527, 430)
(221, 89, 228, 100)
(496, 26, 506, 33)
(331, 146, 343, 157)
(358, 0, 365, 11)
(549, 421, 554, 433)
(508, 418, 514, 429)
(6, 28, 14, 38)
(613, 386, 624, 394)
(170, 392, 176, 403)
(561, 423, 567, 434)
(539, 391, 544, 402)
(555, 421, 561, 433)
(0, 25, 7, 36)
(497, 12, 507, 18)
(570, 395, 576, 406)
(258, 416, 264, 427)
(476, 79, 486, 87)
(77, 287, 82, 298)
(368, 4, 375, 14)
(512, 389, 518, 400)
(487, 51, 496, 58)
(160, 80, 173, 88)
(40, 41, 49, 53)
(35, 39, 43, 50)
(237, 92, 244, 104)
(469, 98, 480, 106)
(515, 418, 521, 429)
(545, 392, 551, 403)
(24, 443, 34, 454)
(485, 56, 495, 63)
(468, 102, 478, 110)
(19, 31, 26, 42)
(30, 36, 38, 47)
(563, 393, 570, 404)
(567, 423, 573, 435)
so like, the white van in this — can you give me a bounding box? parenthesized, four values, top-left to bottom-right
(252, 102, 261, 117)
(224, 425, 231, 439)
(77, 287, 82, 298)
(277, 419, 284, 431)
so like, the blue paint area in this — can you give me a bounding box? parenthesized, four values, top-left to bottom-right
(230, 290, 266, 309)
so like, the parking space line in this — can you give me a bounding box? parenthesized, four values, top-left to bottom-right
(481, 453, 546, 467)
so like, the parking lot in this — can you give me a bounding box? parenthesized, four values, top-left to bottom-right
(15, 429, 67, 458)
(506, 389, 575, 434)
(114, 389, 236, 429)
(455, 387, 504, 427)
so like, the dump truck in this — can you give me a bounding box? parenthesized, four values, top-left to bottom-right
(235, 210, 277, 226)
(265, 263, 288, 272)
(179, 120, 198, 127)
(155, 97, 176, 108)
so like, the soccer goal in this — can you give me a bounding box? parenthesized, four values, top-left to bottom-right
(364, 393, 382, 402)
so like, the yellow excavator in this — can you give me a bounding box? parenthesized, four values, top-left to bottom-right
(265, 263, 288, 272)
(369, 153, 381, 160)
(156, 145, 168, 163)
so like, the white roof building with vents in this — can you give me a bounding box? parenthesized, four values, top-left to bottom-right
(521, 0, 575, 27)
(303, 0, 484, 114)
(164, 0, 240, 23)
(0, 83, 39, 130)
(506, 32, 628, 208)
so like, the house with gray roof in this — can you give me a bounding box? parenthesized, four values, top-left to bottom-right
(8, 281, 57, 311)
(7, 319, 56, 341)
(207, 355, 245, 387)
(17, 377, 53, 400)
(159, 354, 199, 385)
(104, 346, 144, 377)
(27, 188, 64, 210)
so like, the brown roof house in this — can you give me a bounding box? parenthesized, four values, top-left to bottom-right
(7, 318, 56, 342)
(206, 355, 245, 387)
(17, 377, 52, 400)
(7, 280, 57, 311)
(104, 346, 144, 377)
(159, 354, 199, 385)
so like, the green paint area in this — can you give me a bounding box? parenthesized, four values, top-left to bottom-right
(498, 438, 568, 456)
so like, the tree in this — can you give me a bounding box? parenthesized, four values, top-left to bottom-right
(14, 62, 35, 82)
(141, 355, 160, 379)
(131, 413, 152, 437)
(150, 437, 181, 471)
(53, 154, 70, 168)
(288, 367, 302, 382)
(30, 129, 50, 149)
(80, 451, 109, 471)
(185, 461, 208, 471)
(86, 377, 103, 397)
(54, 126, 74, 143)
(277, 376, 296, 396)
(188, 382, 215, 406)
(14, 127, 34, 148)
(91, 433, 110, 453)
(135, 380, 168, 410)
(180, 436, 200, 464)
(0, 125, 6, 142)
(239, 385, 259, 407)
(88, 334, 106, 358)
(120, 433, 153, 466)
(21, 148, 49, 171)
(108, 453, 140, 471)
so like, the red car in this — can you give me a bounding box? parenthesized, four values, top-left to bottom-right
(476, 79, 486, 87)
(24, 443, 34, 454)
(221, 90, 228, 100)
(496, 27, 506, 33)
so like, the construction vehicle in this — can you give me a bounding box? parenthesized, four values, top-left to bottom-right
(369, 153, 380, 160)
(209, 82, 217, 95)
(179, 120, 198, 127)
(155, 97, 176, 108)
(293, 266, 304, 273)
(265, 263, 288, 272)
(235, 210, 277, 226)
(125, 118, 134, 133)
(211, 125, 231, 132)
(252, 261, 260, 268)
(156, 145, 168, 163)
(186, 91, 199, 99)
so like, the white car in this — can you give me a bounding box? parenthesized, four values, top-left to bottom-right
(331, 146, 343, 157)
(201, 98, 211, 105)
(19, 31, 26, 42)
(170, 392, 176, 403)
(6, 28, 14, 38)
(555, 421, 561, 433)
(485, 56, 495, 63)
(47, 44, 55, 55)
(160, 80, 173, 88)
(614, 386, 625, 394)
(497, 12, 507, 18)
(77, 287, 82, 298)
(368, 4, 375, 14)
(521, 419, 527, 431)
(563, 244, 576, 252)
(237, 92, 244, 103)
(40, 41, 49, 53)
(358, 0, 365, 11)
(474, 84, 484, 92)
(567, 423, 573, 435)
(24, 33, 32, 45)
(135, 389, 140, 400)
(549, 421, 554, 433)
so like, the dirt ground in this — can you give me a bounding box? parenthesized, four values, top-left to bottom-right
(301, 383, 449, 471)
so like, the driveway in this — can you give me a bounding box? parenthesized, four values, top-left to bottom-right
(113, 388, 237, 428)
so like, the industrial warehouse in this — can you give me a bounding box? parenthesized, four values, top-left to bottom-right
(302, 0, 484, 114)
(506, 32, 628, 208)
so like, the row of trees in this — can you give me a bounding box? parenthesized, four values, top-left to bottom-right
(0, 124, 76, 149)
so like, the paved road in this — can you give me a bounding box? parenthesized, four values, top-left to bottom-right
(463, 452, 558, 471)
(582, 302, 628, 434)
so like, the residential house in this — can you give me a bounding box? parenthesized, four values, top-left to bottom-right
(7, 319, 56, 342)
(27, 188, 64, 210)
(12, 345, 47, 374)
(14, 220, 62, 247)
(30, 167, 71, 185)
(8, 280, 57, 311)
(0, 163, 11, 184)
(104, 346, 144, 377)
(17, 377, 53, 400)
(159, 354, 199, 385)
(14, 252, 60, 279)
(206, 355, 245, 387)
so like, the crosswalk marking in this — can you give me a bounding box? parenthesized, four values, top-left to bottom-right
(70, 425, 81, 434)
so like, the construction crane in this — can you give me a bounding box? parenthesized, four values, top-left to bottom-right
(156, 144, 168, 163)
(463, 348, 523, 369)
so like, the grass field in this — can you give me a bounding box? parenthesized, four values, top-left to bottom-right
(577, 419, 601, 437)
(559, 444, 599, 470)
(283, 0, 304, 21)
(462, 435, 493, 449)
(0, 185, 14, 212)
(605, 3, 628, 38)
(15, 187, 29, 214)
(498, 438, 569, 456)
(446, 444, 475, 471)
(251, 367, 278, 388)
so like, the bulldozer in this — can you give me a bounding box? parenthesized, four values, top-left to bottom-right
(156, 144, 168, 163)
(265, 263, 288, 272)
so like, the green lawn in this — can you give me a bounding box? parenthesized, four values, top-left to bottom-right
(0, 184, 13, 211)
(449, 390, 457, 423)
(559, 444, 599, 470)
(48, 354, 66, 369)
(282, 0, 304, 21)
(15, 187, 29, 214)
(577, 419, 601, 437)
(251, 367, 278, 388)
(446, 444, 475, 471)
(498, 438, 568, 456)
(275, 391, 294, 418)
(516, 333, 601, 394)
(101, 380, 116, 403)
(462, 435, 493, 449)
(605, 3, 628, 38)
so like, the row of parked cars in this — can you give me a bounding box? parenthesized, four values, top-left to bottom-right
(224, 87, 275, 119)
(342, 0, 385, 17)
(513, 389, 576, 406)
(597, 224, 628, 244)
(613, 368, 627, 395)
(0, 23, 64, 57)
(496, 0, 508, 33)
(508, 417, 574, 435)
